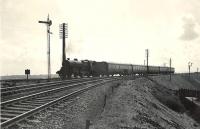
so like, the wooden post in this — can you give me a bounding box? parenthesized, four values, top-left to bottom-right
(146, 49, 149, 76)
(85, 120, 91, 129)
(25, 69, 30, 81)
(170, 58, 171, 81)
(103, 95, 107, 108)
(188, 62, 192, 79)
(112, 86, 114, 93)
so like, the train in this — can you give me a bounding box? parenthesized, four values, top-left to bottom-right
(57, 38, 175, 79)
(56, 58, 175, 79)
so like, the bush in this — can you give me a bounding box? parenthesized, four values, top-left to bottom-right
(165, 96, 185, 113)
(155, 94, 185, 113)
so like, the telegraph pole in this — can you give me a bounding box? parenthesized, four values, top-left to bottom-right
(169, 58, 172, 81)
(188, 62, 192, 79)
(59, 23, 68, 62)
(38, 14, 52, 80)
(145, 49, 149, 75)
(197, 67, 199, 78)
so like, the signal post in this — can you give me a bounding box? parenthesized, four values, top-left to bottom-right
(38, 14, 52, 80)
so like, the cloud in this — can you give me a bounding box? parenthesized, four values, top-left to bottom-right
(180, 15, 199, 41)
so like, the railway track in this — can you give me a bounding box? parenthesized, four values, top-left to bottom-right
(0, 78, 60, 88)
(0, 77, 122, 128)
(1, 77, 106, 101)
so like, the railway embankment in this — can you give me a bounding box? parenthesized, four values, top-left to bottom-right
(90, 76, 200, 129)
(9, 75, 200, 129)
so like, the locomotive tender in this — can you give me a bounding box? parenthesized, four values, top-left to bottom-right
(56, 58, 175, 79)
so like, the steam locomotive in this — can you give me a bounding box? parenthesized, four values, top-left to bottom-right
(56, 58, 175, 79)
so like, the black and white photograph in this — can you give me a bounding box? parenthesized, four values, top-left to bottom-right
(0, 0, 200, 128)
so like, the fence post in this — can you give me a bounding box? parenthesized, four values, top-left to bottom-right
(112, 86, 114, 93)
(85, 120, 91, 129)
(103, 95, 107, 108)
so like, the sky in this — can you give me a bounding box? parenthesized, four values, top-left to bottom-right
(0, 0, 200, 75)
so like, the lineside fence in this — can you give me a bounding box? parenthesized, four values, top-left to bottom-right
(175, 89, 200, 99)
